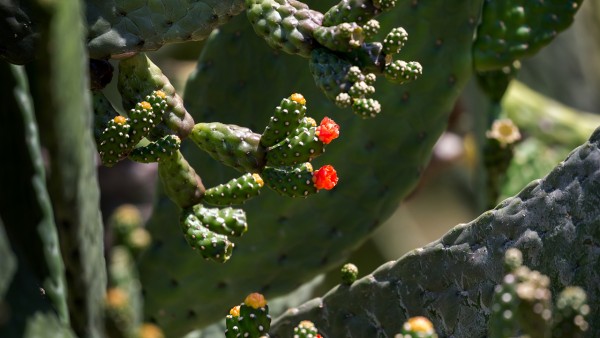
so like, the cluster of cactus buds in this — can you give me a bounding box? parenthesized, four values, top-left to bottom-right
(489, 248, 590, 338)
(225, 293, 272, 338)
(245, 0, 422, 118)
(293, 320, 322, 338)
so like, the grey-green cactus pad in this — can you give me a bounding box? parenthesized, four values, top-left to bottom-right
(138, 0, 483, 333)
(86, 0, 246, 59)
(270, 128, 600, 337)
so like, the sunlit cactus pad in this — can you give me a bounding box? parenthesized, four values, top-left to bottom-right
(270, 128, 600, 337)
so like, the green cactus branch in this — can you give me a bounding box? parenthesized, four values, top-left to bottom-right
(270, 127, 600, 337)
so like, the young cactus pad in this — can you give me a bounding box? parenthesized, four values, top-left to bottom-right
(225, 293, 271, 338)
(203, 173, 264, 206)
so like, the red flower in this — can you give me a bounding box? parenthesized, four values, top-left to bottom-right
(315, 117, 340, 144)
(312, 165, 338, 190)
(316, 335, 323, 338)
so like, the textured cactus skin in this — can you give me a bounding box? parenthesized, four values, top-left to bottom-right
(138, 0, 482, 332)
(262, 163, 318, 197)
(189, 204, 248, 237)
(473, 0, 583, 71)
(225, 302, 272, 338)
(270, 128, 600, 337)
(85, 0, 246, 59)
(129, 134, 181, 163)
(180, 207, 235, 262)
(204, 173, 264, 206)
(322, 0, 382, 26)
(261, 95, 308, 148)
(191, 122, 267, 173)
(118, 53, 194, 140)
(157, 149, 205, 209)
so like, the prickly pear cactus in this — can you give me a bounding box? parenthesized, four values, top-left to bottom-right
(269, 127, 600, 337)
(138, 0, 483, 333)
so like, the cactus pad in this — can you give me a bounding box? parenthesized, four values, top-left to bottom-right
(313, 22, 364, 53)
(322, 0, 385, 27)
(203, 173, 264, 206)
(180, 208, 235, 263)
(225, 293, 272, 338)
(191, 122, 267, 173)
(157, 149, 205, 209)
(188, 204, 248, 237)
(129, 134, 181, 164)
(261, 95, 308, 148)
(262, 163, 318, 197)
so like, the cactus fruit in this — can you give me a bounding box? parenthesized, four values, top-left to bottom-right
(293, 320, 321, 338)
(225, 293, 272, 338)
(269, 127, 600, 336)
(340, 263, 358, 285)
(204, 173, 265, 206)
(191, 122, 267, 173)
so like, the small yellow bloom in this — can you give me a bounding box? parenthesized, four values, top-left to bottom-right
(252, 174, 264, 187)
(290, 93, 306, 105)
(155, 90, 167, 99)
(140, 101, 152, 110)
(404, 316, 434, 333)
(229, 305, 241, 317)
(244, 292, 267, 309)
(113, 115, 127, 125)
(486, 118, 521, 147)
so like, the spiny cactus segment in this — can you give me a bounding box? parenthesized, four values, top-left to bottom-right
(180, 208, 235, 262)
(157, 150, 205, 209)
(397, 316, 438, 338)
(261, 94, 308, 148)
(225, 293, 271, 338)
(188, 204, 248, 237)
(246, 0, 421, 117)
(262, 162, 338, 198)
(129, 134, 181, 164)
(293, 320, 322, 338)
(96, 90, 171, 166)
(340, 263, 358, 285)
(203, 173, 264, 206)
(190, 122, 267, 173)
(489, 248, 590, 338)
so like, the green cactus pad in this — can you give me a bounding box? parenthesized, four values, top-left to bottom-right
(322, 0, 382, 26)
(190, 122, 267, 173)
(313, 22, 364, 53)
(118, 53, 194, 139)
(266, 119, 325, 166)
(293, 320, 320, 338)
(384, 60, 423, 84)
(309, 48, 353, 100)
(382, 27, 408, 55)
(188, 204, 248, 237)
(180, 208, 234, 262)
(270, 128, 600, 336)
(246, 0, 324, 57)
(262, 163, 318, 198)
(261, 94, 308, 148)
(129, 134, 181, 163)
(86, 0, 247, 59)
(157, 149, 205, 208)
(92, 91, 119, 142)
(98, 116, 132, 166)
(351, 97, 381, 118)
(473, 0, 583, 71)
(203, 173, 264, 206)
(340, 263, 358, 285)
(225, 297, 271, 338)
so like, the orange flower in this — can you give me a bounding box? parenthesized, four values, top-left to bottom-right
(313, 165, 338, 190)
(244, 292, 267, 309)
(315, 117, 340, 144)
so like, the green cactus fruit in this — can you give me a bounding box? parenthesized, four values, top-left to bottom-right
(203, 173, 264, 206)
(245, 0, 324, 57)
(129, 134, 181, 164)
(269, 127, 600, 336)
(322, 0, 382, 27)
(140, 0, 483, 331)
(383, 27, 408, 55)
(293, 320, 320, 338)
(309, 48, 353, 100)
(180, 208, 234, 262)
(225, 293, 271, 338)
(351, 97, 381, 118)
(473, 0, 583, 71)
(400, 317, 438, 338)
(157, 149, 205, 209)
(261, 94, 308, 148)
(92, 91, 119, 141)
(98, 115, 132, 166)
(190, 122, 267, 173)
(86, 0, 247, 59)
(118, 53, 194, 140)
(261, 163, 318, 198)
(340, 263, 358, 285)
(384, 60, 423, 84)
(362, 19, 380, 38)
(348, 80, 375, 98)
(188, 204, 248, 237)
(552, 287, 590, 338)
(313, 22, 364, 53)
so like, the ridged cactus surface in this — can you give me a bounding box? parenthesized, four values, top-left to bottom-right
(269, 128, 600, 337)
(86, 0, 247, 59)
(138, 0, 482, 333)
